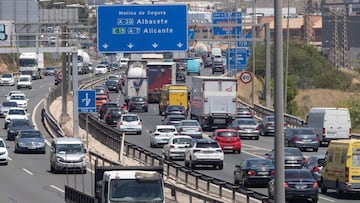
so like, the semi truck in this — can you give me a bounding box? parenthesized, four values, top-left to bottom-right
(65, 166, 165, 203)
(19, 52, 44, 80)
(77, 49, 90, 74)
(124, 61, 148, 105)
(190, 76, 238, 130)
(147, 61, 176, 103)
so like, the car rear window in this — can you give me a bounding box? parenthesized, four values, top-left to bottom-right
(292, 129, 315, 135)
(123, 116, 139, 122)
(285, 170, 313, 179)
(247, 159, 273, 167)
(131, 97, 145, 102)
(3, 102, 17, 107)
(285, 148, 303, 156)
(237, 119, 256, 125)
(168, 106, 184, 111)
(169, 116, 185, 121)
(196, 143, 219, 148)
(173, 138, 192, 144)
(217, 132, 238, 137)
(8, 109, 25, 115)
(158, 128, 176, 133)
(182, 121, 199, 126)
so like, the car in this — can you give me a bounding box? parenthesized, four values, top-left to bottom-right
(108, 74, 120, 81)
(118, 71, 126, 86)
(211, 129, 241, 153)
(5, 90, 24, 101)
(149, 125, 179, 148)
(212, 62, 225, 74)
(268, 169, 319, 203)
(14, 130, 46, 154)
(8, 93, 28, 110)
(117, 114, 142, 135)
(17, 75, 32, 89)
(94, 85, 109, 98)
(0, 73, 15, 86)
(96, 94, 110, 111)
(284, 127, 320, 152)
(184, 138, 224, 169)
(162, 114, 186, 126)
(105, 79, 120, 93)
(4, 107, 29, 129)
(236, 106, 253, 118)
(98, 102, 118, 120)
(7, 119, 34, 141)
(128, 96, 148, 112)
(265, 147, 306, 169)
(164, 105, 187, 117)
(234, 158, 275, 187)
(258, 115, 288, 136)
(204, 57, 213, 68)
(162, 135, 193, 160)
(44, 66, 57, 76)
(0, 101, 18, 118)
(0, 138, 9, 165)
(228, 118, 260, 140)
(119, 57, 129, 68)
(95, 64, 108, 75)
(103, 107, 125, 127)
(177, 119, 203, 139)
(303, 155, 325, 185)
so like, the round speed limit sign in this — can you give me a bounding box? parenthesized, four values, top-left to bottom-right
(239, 71, 252, 84)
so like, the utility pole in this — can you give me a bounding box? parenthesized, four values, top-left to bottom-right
(61, 24, 69, 125)
(341, 5, 349, 69)
(330, 7, 340, 68)
(303, 0, 315, 44)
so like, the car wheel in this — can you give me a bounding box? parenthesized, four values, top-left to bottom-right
(29, 86, 32, 89)
(313, 147, 319, 152)
(218, 163, 223, 170)
(255, 136, 259, 140)
(320, 180, 327, 194)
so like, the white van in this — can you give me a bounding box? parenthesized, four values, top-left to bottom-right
(17, 75, 32, 89)
(305, 108, 351, 145)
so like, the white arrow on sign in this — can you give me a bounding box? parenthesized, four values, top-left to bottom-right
(82, 93, 91, 106)
(102, 43, 109, 49)
(177, 42, 183, 48)
(152, 43, 158, 48)
(127, 43, 134, 48)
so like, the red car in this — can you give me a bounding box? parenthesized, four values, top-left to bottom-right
(211, 129, 241, 153)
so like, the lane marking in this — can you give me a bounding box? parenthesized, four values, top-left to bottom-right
(50, 185, 64, 193)
(22, 168, 34, 175)
(240, 150, 263, 158)
(8, 157, 12, 161)
(319, 196, 336, 202)
(32, 98, 51, 146)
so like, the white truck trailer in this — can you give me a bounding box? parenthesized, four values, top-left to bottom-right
(125, 61, 148, 104)
(19, 52, 44, 80)
(190, 76, 238, 130)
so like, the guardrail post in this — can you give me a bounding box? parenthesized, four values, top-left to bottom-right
(166, 163, 171, 177)
(193, 173, 202, 190)
(203, 177, 213, 195)
(218, 181, 226, 198)
(182, 168, 191, 185)
(231, 185, 239, 202)
(174, 165, 181, 182)
(246, 191, 254, 203)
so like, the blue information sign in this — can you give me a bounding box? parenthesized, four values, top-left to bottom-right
(97, 5, 188, 53)
(212, 12, 242, 36)
(78, 90, 96, 113)
(237, 33, 251, 48)
(226, 48, 248, 70)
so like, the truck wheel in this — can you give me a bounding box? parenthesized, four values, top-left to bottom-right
(29, 86, 32, 89)
(320, 180, 327, 194)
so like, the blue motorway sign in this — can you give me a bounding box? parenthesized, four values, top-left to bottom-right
(237, 33, 251, 48)
(188, 29, 195, 40)
(212, 12, 242, 36)
(78, 90, 96, 113)
(97, 5, 188, 53)
(226, 48, 248, 70)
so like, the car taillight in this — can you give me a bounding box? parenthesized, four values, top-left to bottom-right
(198, 127, 202, 132)
(313, 182, 319, 188)
(270, 170, 275, 176)
(284, 182, 289, 188)
(204, 98, 208, 102)
(237, 126, 241, 130)
(266, 123, 273, 126)
(154, 133, 160, 136)
(216, 149, 223, 153)
(284, 123, 288, 128)
(293, 136, 299, 142)
(345, 167, 349, 182)
(312, 166, 320, 173)
(302, 157, 307, 165)
(193, 149, 201, 153)
(169, 145, 175, 148)
(247, 170, 256, 176)
(106, 114, 112, 118)
(179, 128, 183, 131)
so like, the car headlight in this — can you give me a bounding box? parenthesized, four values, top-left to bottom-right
(38, 142, 45, 147)
(19, 142, 26, 146)
(56, 157, 64, 162)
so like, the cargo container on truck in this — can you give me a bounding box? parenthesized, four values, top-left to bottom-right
(19, 52, 44, 80)
(147, 62, 176, 103)
(190, 76, 237, 130)
(125, 61, 148, 105)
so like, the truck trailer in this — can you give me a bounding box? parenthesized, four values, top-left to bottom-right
(147, 62, 176, 103)
(125, 61, 148, 105)
(65, 166, 165, 203)
(190, 76, 238, 130)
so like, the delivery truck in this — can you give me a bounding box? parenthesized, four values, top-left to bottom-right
(190, 76, 238, 130)
(158, 84, 189, 116)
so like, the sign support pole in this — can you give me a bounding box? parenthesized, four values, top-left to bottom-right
(72, 51, 79, 137)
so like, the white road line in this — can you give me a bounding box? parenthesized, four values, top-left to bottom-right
(32, 98, 45, 131)
(50, 185, 64, 193)
(22, 168, 34, 175)
(240, 150, 263, 158)
(319, 196, 336, 202)
(8, 157, 12, 161)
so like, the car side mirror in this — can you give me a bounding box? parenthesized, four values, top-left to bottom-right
(265, 153, 270, 157)
(235, 164, 241, 168)
(83, 148, 87, 153)
(317, 159, 325, 167)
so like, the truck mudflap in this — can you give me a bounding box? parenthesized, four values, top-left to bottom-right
(65, 185, 97, 203)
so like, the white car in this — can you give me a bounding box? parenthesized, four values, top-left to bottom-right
(149, 125, 179, 148)
(117, 114, 142, 135)
(0, 73, 15, 86)
(184, 138, 224, 170)
(119, 57, 129, 68)
(95, 64, 108, 75)
(17, 75, 32, 89)
(6, 91, 24, 101)
(4, 107, 29, 129)
(8, 93, 28, 110)
(0, 138, 9, 165)
(162, 135, 193, 160)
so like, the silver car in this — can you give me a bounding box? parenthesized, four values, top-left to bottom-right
(162, 135, 193, 160)
(14, 130, 46, 154)
(177, 120, 203, 139)
(285, 127, 320, 152)
(0, 101, 18, 118)
(228, 118, 260, 140)
(265, 147, 306, 169)
(149, 125, 178, 147)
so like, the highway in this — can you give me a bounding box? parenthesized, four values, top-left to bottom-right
(0, 68, 359, 203)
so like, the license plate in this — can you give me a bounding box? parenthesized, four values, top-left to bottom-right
(223, 146, 233, 149)
(28, 146, 37, 149)
(257, 172, 268, 175)
(202, 150, 213, 154)
(295, 184, 307, 189)
(303, 139, 312, 142)
(214, 119, 226, 124)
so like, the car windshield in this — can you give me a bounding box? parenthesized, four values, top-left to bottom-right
(173, 138, 192, 144)
(196, 143, 219, 148)
(158, 128, 176, 133)
(168, 116, 185, 121)
(123, 116, 139, 122)
(181, 121, 199, 127)
(12, 120, 31, 127)
(46, 67, 55, 70)
(20, 131, 42, 138)
(237, 119, 256, 125)
(2, 74, 12, 78)
(10, 95, 26, 100)
(247, 159, 273, 167)
(56, 144, 83, 154)
(217, 131, 238, 137)
(285, 148, 303, 156)
(2, 102, 17, 107)
(109, 179, 164, 202)
(285, 171, 313, 179)
(109, 76, 119, 80)
(8, 109, 25, 115)
(0, 140, 5, 147)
